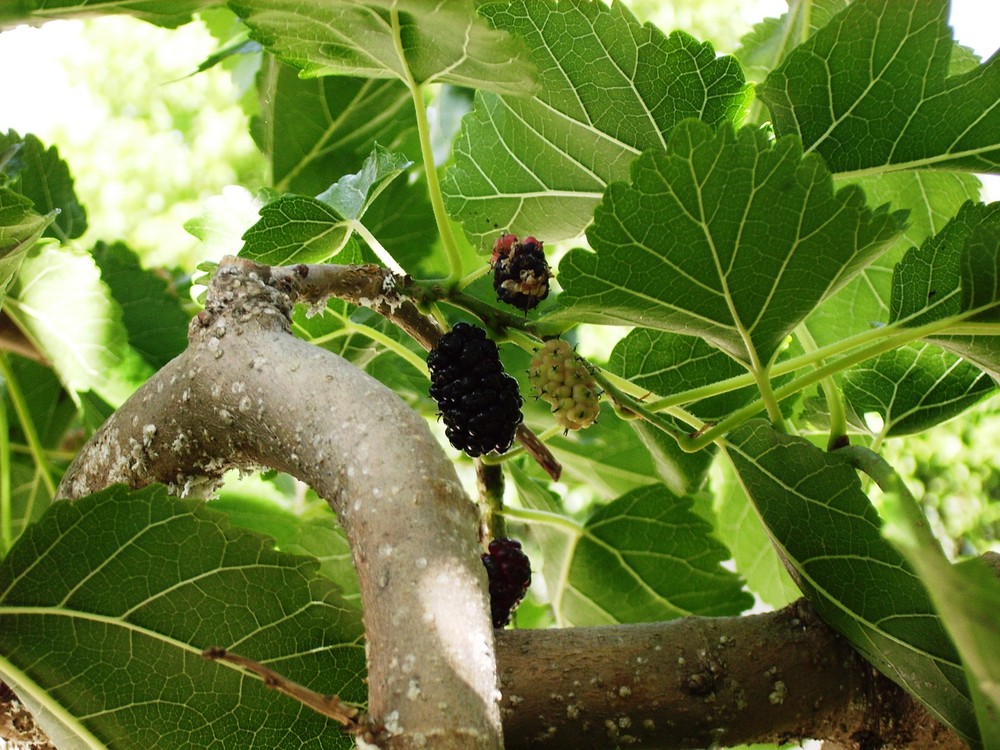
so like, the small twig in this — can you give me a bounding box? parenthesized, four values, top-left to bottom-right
(202, 647, 379, 738)
(476, 460, 507, 542)
(514, 424, 561, 481)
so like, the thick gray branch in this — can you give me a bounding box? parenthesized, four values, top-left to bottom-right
(58, 259, 502, 750)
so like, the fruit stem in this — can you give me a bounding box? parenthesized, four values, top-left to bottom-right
(391, 8, 465, 288)
(476, 460, 507, 542)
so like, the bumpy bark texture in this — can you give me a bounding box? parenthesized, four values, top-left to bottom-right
(57, 258, 502, 750)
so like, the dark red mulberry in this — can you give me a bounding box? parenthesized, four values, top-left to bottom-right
(427, 322, 523, 457)
(491, 234, 551, 312)
(481, 538, 532, 628)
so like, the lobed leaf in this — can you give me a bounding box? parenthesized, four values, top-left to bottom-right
(726, 420, 977, 746)
(758, 0, 1000, 175)
(842, 343, 995, 436)
(552, 120, 906, 365)
(0, 131, 86, 242)
(0, 188, 54, 302)
(443, 0, 747, 248)
(228, 0, 536, 94)
(0, 485, 364, 750)
(512, 467, 752, 627)
(91, 242, 190, 370)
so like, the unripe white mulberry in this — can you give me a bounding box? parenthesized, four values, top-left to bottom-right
(528, 340, 601, 431)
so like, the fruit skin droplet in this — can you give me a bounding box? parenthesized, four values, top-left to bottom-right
(528, 339, 601, 431)
(426, 322, 523, 457)
(481, 538, 532, 628)
(491, 234, 552, 312)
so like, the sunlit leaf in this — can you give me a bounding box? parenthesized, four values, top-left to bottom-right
(229, 0, 536, 94)
(444, 0, 747, 248)
(552, 120, 906, 365)
(758, 0, 1000, 174)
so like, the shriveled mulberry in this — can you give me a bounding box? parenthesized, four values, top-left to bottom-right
(481, 538, 531, 628)
(427, 322, 523, 457)
(491, 234, 551, 312)
(529, 339, 601, 431)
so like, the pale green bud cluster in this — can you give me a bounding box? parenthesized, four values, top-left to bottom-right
(528, 340, 601, 431)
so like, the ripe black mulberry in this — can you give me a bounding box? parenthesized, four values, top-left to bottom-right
(481, 538, 532, 628)
(491, 234, 551, 312)
(528, 339, 601, 430)
(427, 322, 523, 457)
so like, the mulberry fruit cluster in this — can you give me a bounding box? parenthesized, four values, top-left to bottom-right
(491, 234, 551, 312)
(481, 538, 532, 628)
(427, 322, 523, 457)
(529, 339, 601, 431)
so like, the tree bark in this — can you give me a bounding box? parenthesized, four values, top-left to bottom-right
(37, 257, 971, 750)
(57, 259, 503, 750)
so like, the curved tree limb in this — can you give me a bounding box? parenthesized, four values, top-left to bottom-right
(44, 256, 973, 750)
(57, 258, 503, 750)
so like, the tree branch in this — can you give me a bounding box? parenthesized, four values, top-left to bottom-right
(57, 258, 503, 750)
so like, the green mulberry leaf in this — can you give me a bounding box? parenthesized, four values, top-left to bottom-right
(512, 467, 752, 627)
(726, 420, 977, 746)
(758, 0, 1000, 174)
(443, 0, 747, 248)
(0, 485, 364, 750)
(552, 120, 906, 365)
(228, 0, 536, 94)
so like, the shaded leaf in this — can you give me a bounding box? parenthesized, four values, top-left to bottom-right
(552, 120, 906, 365)
(0, 131, 86, 241)
(712, 459, 800, 609)
(726, 420, 977, 746)
(843, 343, 995, 436)
(878, 483, 1000, 747)
(805, 171, 981, 348)
(758, 0, 1000, 174)
(512, 467, 752, 627)
(609, 328, 755, 421)
(91, 242, 190, 370)
(735, 0, 847, 86)
(0, 188, 54, 301)
(0, 485, 364, 750)
(444, 0, 747, 247)
(258, 61, 419, 197)
(229, 0, 536, 94)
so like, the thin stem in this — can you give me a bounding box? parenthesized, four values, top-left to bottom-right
(795, 324, 848, 450)
(391, 9, 464, 286)
(0, 374, 11, 555)
(589, 367, 701, 450)
(476, 460, 507, 542)
(834, 445, 930, 537)
(304, 317, 429, 377)
(457, 263, 492, 291)
(480, 425, 563, 466)
(350, 220, 405, 275)
(0, 354, 56, 499)
(502, 505, 583, 536)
